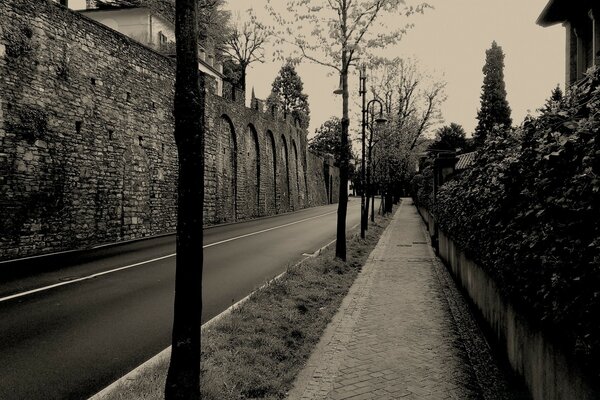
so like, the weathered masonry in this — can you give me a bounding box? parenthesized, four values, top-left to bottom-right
(537, 0, 600, 86)
(0, 0, 340, 260)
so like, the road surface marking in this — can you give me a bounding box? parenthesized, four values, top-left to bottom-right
(88, 232, 341, 400)
(203, 210, 337, 248)
(0, 209, 340, 303)
(0, 254, 176, 303)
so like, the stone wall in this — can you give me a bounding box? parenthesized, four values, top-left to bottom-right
(0, 0, 339, 260)
(305, 151, 339, 206)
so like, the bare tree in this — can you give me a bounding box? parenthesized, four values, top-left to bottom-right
(268, 0, 429, 260)
(220, 15, 269, 91)
(369, 57, 445, 208)
(371, 58, 445, 149)
(164, 0, 204, 398)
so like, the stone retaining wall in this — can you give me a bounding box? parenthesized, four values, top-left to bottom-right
(418, 207, 599, 400)
(0, 0, 339, 260)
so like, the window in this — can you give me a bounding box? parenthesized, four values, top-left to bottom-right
(158, 32, 168, 46)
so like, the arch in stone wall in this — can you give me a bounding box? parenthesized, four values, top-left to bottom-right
(292, 139, 301, 205)
(245, 124, 260, 217)
(217, 114, 237, 222)
(266, 130, 277, 213)
(281, 134, 291, 210)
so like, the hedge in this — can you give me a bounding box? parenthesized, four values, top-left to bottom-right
(415, 68, 600, 378)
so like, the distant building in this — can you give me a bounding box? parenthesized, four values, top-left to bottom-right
(50, 0, 90, 10)
(537, 1, 600, 87)
(80, 7, 175, 51)
(454, 151, 476, 172)
(77, 0, 224, 95)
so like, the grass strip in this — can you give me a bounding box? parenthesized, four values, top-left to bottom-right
(98, 206, 395, 400)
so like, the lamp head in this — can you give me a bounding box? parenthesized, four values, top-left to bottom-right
(333, 75, 343, 95)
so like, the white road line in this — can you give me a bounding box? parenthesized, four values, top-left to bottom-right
(0, 210, 339, 303)
(0, 254, 176, 303)
(203, 210, 337, 248)
(88, 233, 341, 400)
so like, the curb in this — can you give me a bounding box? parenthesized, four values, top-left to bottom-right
(86, 230, 350, 400)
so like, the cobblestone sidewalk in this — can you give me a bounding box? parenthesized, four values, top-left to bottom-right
(287, 198, 521, 400)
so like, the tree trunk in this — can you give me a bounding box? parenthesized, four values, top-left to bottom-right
(364, 192, 370, 232)
(370, 193, 375, 222)
(335, 49, 349, 260)
(165, 0, 204, 398)
(239, 63, 247, 93)
(385, 189, 393, 214)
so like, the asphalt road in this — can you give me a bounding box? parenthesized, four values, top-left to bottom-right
(0, 198, 371, 400)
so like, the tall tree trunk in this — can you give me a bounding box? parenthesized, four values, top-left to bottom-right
(364, 192, 370, 232)
(165, 0, 204, 398)
(335, 49, 349, 261)
(240, 63, 247, 93)
(370, 193, 375, 222)
(385, 188, 393, 213)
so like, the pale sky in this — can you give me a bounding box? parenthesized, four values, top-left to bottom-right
(72, 0, 565, 138)
(225, 0, 565, 138)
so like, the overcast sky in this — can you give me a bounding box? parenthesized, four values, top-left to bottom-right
(72, 0, 565, 138)
(225, 0, 565, 138)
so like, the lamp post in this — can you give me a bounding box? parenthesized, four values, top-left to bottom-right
(359, 66, 367, 239)
(360, 65, 387, 239)
(366, 100, 387, 223)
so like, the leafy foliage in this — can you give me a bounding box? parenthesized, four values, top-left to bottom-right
(267, 0, 429, 72)
(309, 117, 342, 164)
(267, 0, 430, 259)
(411, 160, 433, 210)
(473, 41, 512, 146)
(4, 23, 36, 61)
(539, 83, 563, 114)
(195, 0, 232, 57)
(416, 68, 600, 378)
(221, 59, 241, 85)
(9, 106, 49, 144)
(367, 57, 445, 197)
(428, 123, 467, 152)
(266, 61, 310, 128)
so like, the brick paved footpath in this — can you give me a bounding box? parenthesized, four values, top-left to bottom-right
(287, 198, 523, 400)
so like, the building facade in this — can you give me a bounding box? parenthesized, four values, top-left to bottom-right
(53, 0, 224, 95)
(538, 0, 600, 87)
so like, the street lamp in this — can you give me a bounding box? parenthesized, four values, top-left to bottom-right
(333, 74, 344, 95)
(359, 65, 387, 239)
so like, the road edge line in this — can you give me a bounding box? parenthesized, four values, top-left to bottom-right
(87, 237, 339, 400)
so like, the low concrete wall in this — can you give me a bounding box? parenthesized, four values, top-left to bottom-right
(418, 206, 435, 238)
(417, 207, 598, 400)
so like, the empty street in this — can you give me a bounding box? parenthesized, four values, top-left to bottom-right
(0, 198, 369, 400)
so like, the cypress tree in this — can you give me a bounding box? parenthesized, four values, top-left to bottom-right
(540, 84, 563, 113)
(473, 41, 512, 145)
